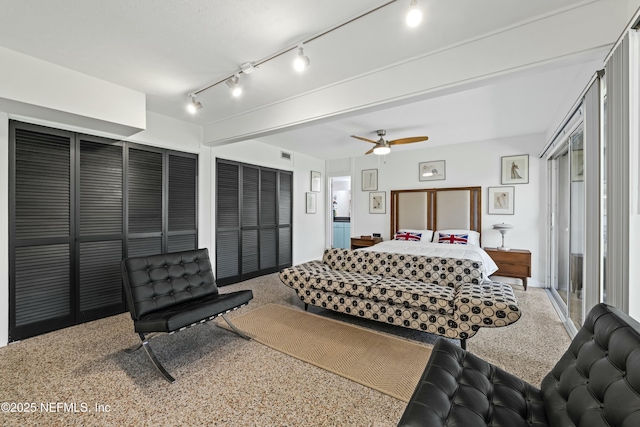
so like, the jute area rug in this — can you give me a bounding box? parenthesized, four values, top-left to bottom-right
(221, 304, 432, 402)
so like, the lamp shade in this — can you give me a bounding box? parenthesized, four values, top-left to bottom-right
(492, 223, 513, 231)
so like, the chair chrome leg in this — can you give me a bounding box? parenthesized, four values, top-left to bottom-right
(125, 342, 143, 353)
(139, 333, 175, 383)
(221, 314, 252, 340)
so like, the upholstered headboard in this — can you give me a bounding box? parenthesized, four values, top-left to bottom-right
(390, 186, 482, 242)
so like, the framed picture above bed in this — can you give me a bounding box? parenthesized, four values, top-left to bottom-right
(369, 191, 386, 214)
(419, 160, 445, 181)
(501, 154, 529, 184)
(488, 186, 515, 215)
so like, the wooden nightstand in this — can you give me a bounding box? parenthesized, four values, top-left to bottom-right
(484, 248, 532, 290)
(350, 237, 383, 250)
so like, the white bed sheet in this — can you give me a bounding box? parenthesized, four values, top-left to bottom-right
(360, 240, 498, 279)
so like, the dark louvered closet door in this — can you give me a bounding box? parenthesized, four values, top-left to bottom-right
(10, 125, 74, 340)
(215, 159, 293, 285)
(10, 122, 199, 342)
(279, 172, 293, 268)
(77, 137, 124, 322)
(127, 147, 163, 257)
(260, 170, 277, 271)
(216, 161, 240, 283)
(241, 166, 259, 276)
(168, 153, 198, 252)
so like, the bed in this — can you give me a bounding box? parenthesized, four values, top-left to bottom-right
(362, 239, 498, 279)
(364, 186, 498, 281)
(278, 186, 519, 347)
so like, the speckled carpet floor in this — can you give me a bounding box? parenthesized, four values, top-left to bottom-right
(0, 274, 570, 427)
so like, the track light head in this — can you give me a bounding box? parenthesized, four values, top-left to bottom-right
(406, 0, 422, 27)
(293, 46, 310, 72)
(187, 94, 202, 114)
(225, 75, 242, 97)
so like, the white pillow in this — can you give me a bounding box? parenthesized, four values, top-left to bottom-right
(396, 229, 434, 242)
(435, 229, 480, 246)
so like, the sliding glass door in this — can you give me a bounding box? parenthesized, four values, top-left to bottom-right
(549, 126, 585, 332)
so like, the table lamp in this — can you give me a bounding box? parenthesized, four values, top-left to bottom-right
(492, 223, 513, 251)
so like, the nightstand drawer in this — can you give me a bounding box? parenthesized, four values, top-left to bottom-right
(484, 247, 532, 290)
(495, 263, 530, 277)
(489, 250, 530, 264)
(350, 237, 383, 249)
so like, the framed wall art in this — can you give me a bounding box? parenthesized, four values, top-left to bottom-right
(488, 186, 515, 215)
(369, 191, 386, 214)
(310, 170, 321, 192)
(305, 192, 317, 214)
(501, 154, 529, 184)
(361, 169, 378, 191)
(419, 160, 446, 181)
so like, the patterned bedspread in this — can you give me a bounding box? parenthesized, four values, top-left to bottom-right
(359, 240, 499, 278)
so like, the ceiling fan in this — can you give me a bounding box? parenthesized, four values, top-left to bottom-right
(351, 129, 429, 155)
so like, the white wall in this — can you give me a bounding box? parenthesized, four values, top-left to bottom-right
(0, 46, 145, 136)
(330, 133, 547, 286)
(211, 140, 326, 265)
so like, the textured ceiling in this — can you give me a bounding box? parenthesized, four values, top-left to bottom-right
(0, 0, 622, 158)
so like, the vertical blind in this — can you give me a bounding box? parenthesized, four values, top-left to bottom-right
(604, 34, 630, 312)
(582, 73, 602, 316)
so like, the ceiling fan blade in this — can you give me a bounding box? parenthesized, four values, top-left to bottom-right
(388, 136, 429, 145)
(351, 135, 378, 144)
(364, 147, 375, 155)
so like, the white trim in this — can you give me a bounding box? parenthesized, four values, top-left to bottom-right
(540, 73, 597, 159)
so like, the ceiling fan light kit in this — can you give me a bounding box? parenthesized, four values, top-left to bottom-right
(373, 144, 391, 155)
(185, 0, 422, 111)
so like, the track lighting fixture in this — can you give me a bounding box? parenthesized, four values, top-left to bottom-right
(187, 94, 202, 114)
(293, 46, 310, 72)
(406, 0, 422, 27)
(225, 74, 242, 97)
(185, 1, 420, 106)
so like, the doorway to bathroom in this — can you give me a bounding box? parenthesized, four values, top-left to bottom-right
(330, 176, 351, 249)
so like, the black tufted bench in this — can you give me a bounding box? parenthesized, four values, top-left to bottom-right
(121, 248, 253, 382)
(398, 303, 640, 426)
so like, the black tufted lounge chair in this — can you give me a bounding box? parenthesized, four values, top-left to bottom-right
(121, 248, 253, 382)
(398, 303, 640, 426)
